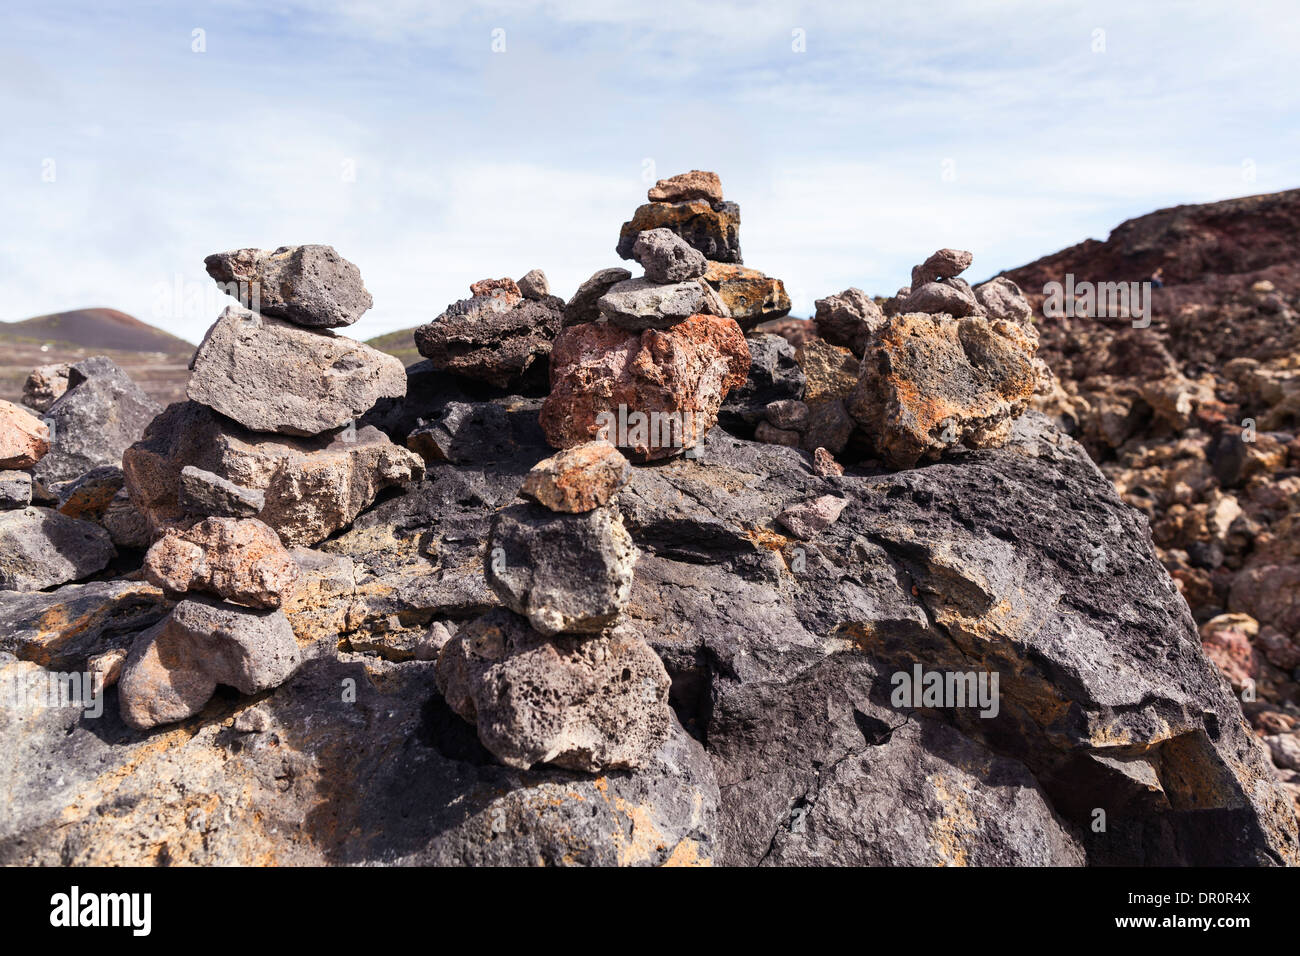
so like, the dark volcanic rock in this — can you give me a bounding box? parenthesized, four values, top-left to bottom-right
(617, 200, 742, 264)
(204, 244, 373, 329)
(0, 507, 116, 591)
(415, 294, 562, 389)
(717, 333, 805, 435)
(32, 357, 161, 488)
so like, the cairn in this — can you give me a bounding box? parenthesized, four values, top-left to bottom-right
(436, 439, 672, 771)
(116, 245, 423, 729)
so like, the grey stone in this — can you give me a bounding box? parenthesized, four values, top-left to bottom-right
(486, 502, 638, 636)
(179, 465, 265, 518)
(813, 287, 885, 356)
(0, 507, 115, 591)
(0, 471, 32, 510)
(596, 277, 708, 330)
(187, 306, 407, 436)
(436, 607, 672, 771)
(32, 356, 161, 488)
(911, 248, 974, 288)
(975, 276, 1034, 323)
(632, 228, 708, 283)
(516, 268, 550, 300)
(899, 279, 985, 317)
(563, 267, 632, 327)
(204, 244, 373, 329)
(117, 596, 301, 730)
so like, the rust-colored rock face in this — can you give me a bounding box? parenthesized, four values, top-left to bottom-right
(848, 312, 1039, 468)
(519, 440, 631, 513)
(702, 262, 791, 330)
(647, 169, 723, 204)
(539, 314, 750, 461)
(616, 200, 742, 264)
(143, 516, 301, 609)
(0, 400, 50, 469)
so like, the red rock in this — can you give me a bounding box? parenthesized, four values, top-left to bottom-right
(469, 277, 522, 305)
(540, 313, 750, 461)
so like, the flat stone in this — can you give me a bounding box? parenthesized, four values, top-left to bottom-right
(204, 244, 372, 328)
(53, 466, 123, 521)
(179, 465, 265, 518)
(596, 277, 711, 330)
(563, 267, 632, 327)
(187, 306, 407, 436)
(414, 295, 562, 389)
(0, 507, 115, 591)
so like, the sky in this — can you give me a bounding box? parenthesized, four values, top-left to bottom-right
(2, 0, 1298, 344)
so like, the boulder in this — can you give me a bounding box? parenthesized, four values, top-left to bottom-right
(204, 244, 372, 328)
(22, 363, 70, 412)
(847, 312, 1039, 468)
(519, 440, 631, 513)
(0, 579, 171, 669)
(187, 306, 406, 436)
(143, 517, 301, 609)
(414, 294, 562, 389)
(117, 597, 301, 730)
(563, 267, 631, 327)
(486, 502, 638, 635)
(631, 228, 708, 283)
(617, 200, 742, 264)
(122, 401, 424, 547)
(702, 263, 791, 331)
(540, 313, 750, 461)
(647, 170, 723, 204)
(436, 607, 672, 771)
(0, 507, 115, 591)
(0, 400, 50, 468)
(32, 357, 161, 487)
(813, 287, 885, 356)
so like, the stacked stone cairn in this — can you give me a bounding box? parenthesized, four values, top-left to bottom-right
(541, 172, 758, 461)
(116, 245, 425, 729)
(436, 439, 673, 771)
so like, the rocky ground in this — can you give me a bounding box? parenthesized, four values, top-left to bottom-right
(1, 176, 1296, 866)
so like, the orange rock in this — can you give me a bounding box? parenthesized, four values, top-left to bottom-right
(703, 262, 791, 330)
(616, 200, 741, 263)
(520, 440, 631, 513)
(0, 399, 50, 469)
(647, 170, 723, 204)
(143, 517, 301, 609)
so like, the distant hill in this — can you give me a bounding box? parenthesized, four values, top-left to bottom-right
(366, 327, 420, 366)
(0, 308, 194, 354)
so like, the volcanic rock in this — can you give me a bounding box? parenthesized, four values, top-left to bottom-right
(754, 422, 801, 448)
(702, 262, 791, 331)
(0, 401, 50, 471)
(32, 357, 161, 487)
(975, 276, 1033, 323)
(848, 312, 1039, 467)
(519, 440, 631, 513)
(596, 277, 713, 330)
(179, 465, 265, 518)
(204, 244, 373, 328)
(516, 269, 550, 300)
(415, 293, 562, 389)
(718, 333, 805, 433)
(563, 267, 631, 327)
(53, 466, 123, 521)
(631, 228, 708, 283)
(436, 607, 671, 771)
(617, 200, 742, 264)
(910, 247, 973, 288)
(814, 287, 885, 356)
(765, 399, 809, 431)
(0, 471, 33, 509)
(123, 401, 424, 547)
(795, 340, 859, 404)
(187, 306, 406, 436)
(812, 446, 844, 476)
(486, 502, 638, 635)
(0, 507, 115, 591)
(0, 579, 171, 669)
(143, 517, 301, 609)
(540, 313, 750, 461)
(899, 278, 984, 317)
(117, 597, 301, 730)
(777, 494, 848, 539)
(22, 363, 70, 412)
(647, 169, 723, 204)
(469, 277, 522, 305)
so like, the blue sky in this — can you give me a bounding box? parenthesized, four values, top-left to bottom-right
(2, 0, 1298, 344)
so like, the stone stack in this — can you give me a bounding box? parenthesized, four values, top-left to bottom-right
(123, 245, 424, 548)
(0, 398, 117, 589)
(414, 272, 564, 390)
(616, 170, 791, 331)
(542, 226, 752, 460)
(437, 439, 673, 771)
(847, 248, 1044, 467)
